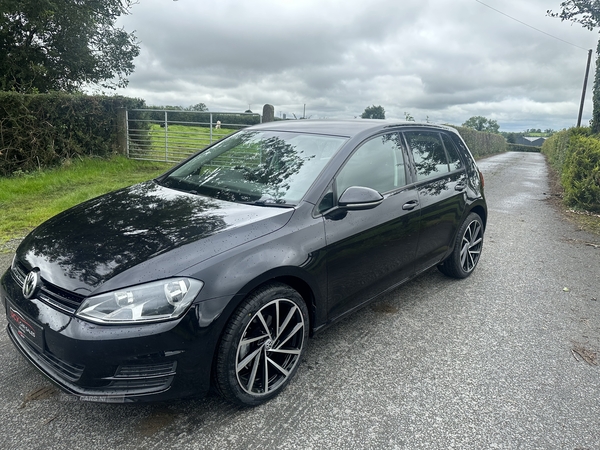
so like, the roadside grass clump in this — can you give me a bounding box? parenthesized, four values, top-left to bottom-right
(0, 156, 172, 249)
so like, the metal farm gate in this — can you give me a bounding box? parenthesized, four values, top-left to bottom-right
(126, 110, 261, 163)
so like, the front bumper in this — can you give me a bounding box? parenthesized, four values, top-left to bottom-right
(1, 266, 223, 403)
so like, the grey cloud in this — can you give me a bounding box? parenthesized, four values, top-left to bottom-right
(112, 0, 598, 131)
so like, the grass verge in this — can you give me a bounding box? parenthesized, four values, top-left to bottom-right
(0, 156, 173, 252)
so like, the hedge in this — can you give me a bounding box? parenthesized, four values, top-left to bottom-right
(507, 143, 541, 153)
(128, 109, 261, 128)
(0, 94, 507, 176)
(562, 135, 600, 212)
(0, 92, 145, 176)
(541, 127, 600, 212)
(452, 126, 507, 158)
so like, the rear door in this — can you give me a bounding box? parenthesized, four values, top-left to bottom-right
(323, 132, 421, 321)
(403, 130, 468, 272)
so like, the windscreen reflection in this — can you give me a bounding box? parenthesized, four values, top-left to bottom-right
(161, 130, 348, 205)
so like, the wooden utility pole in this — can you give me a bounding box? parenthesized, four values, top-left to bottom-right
(578, 49, 593, 127)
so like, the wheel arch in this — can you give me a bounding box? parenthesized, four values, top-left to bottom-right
(221, 267, 322, 339)
(469, 204, 487, 229)
(269, 275, 317, 336)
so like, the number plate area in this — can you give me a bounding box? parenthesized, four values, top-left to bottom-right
(6, 301, 45, 351)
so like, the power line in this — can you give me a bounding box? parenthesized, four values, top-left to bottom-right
(475, 0, 591, 51)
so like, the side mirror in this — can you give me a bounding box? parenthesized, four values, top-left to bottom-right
(338, 186, 384, 210)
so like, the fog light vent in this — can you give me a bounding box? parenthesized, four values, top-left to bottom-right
(114, 362, 177, 379)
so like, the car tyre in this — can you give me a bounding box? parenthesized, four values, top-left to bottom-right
(214, 283, 309, 406)
(438, 212, 484, 279)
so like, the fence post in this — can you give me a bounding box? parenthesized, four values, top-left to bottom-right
(117, 108, 127, 155)
(125, 109, 130, 158)
(164, 110, 168, 162)
(210, 113, 213, 144)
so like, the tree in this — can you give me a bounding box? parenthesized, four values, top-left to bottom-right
(186, 103, 209, 112)
(462, 116, 500, 133)
(548, 2, 600, 133)
(361, 105, 385, 119)
(0, 0, 140, 93)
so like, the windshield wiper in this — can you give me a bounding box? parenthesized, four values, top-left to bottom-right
(159, 177, 205, 196)
(244, 196, 295, 208)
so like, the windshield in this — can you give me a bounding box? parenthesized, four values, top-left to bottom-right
(160, 130, 347, 205)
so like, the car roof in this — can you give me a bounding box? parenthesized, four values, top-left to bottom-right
(247, 119, 457, 138)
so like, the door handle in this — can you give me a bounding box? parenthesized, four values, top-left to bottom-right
(455, 182, 466, 191)
(402, 200, 419, 211)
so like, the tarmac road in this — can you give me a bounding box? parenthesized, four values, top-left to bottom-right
(0, 151, 599, 449)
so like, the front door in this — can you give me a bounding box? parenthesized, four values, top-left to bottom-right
(323, 132, 421, 321)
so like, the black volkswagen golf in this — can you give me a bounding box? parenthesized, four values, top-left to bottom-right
(1, 120, 486, 406)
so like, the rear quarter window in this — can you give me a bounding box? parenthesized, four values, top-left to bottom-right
(449, 132, 477, 174)
(441, 133, 464, 172)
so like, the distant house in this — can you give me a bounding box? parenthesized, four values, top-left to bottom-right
(517, 136, 547, 147)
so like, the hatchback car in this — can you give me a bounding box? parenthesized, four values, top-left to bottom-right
(1, 120, 486, 406)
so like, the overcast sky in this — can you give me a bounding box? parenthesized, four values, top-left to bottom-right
(111, 0, 599, 132)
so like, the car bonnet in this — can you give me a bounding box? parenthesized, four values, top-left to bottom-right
(16, 181, 294, 296)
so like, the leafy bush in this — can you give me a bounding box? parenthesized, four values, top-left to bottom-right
(542, 127, 600, 212)
(562, 134, 600, 212)
(0, 92, 144, 176)
(541, 128, 590, 173)
(453, 126, 506, 158)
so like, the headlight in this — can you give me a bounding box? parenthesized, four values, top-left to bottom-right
(76, 278, 204, 324)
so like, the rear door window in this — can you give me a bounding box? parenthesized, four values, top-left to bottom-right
(404, 131, 449, 182)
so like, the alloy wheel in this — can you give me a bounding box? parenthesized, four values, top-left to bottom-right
(235, 298, 305, 396)
(460, 219, 483, 273)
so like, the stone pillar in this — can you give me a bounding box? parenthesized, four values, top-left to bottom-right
(262, 104, 275, 123)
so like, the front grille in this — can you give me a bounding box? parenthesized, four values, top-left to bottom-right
(11, 262, 26, 285)
(107, 378, 173, 390)
(39, 344, 86, 381)
(8, 324, 85, 382)
(38, 285, 83, 314)
(11, 261, 85, 314)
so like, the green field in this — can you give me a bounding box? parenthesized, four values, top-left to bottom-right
(0, 157, 172, 251)
(128, 124, 238, 162)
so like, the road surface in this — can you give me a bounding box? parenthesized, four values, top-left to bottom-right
(0, 151, 599, 449)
